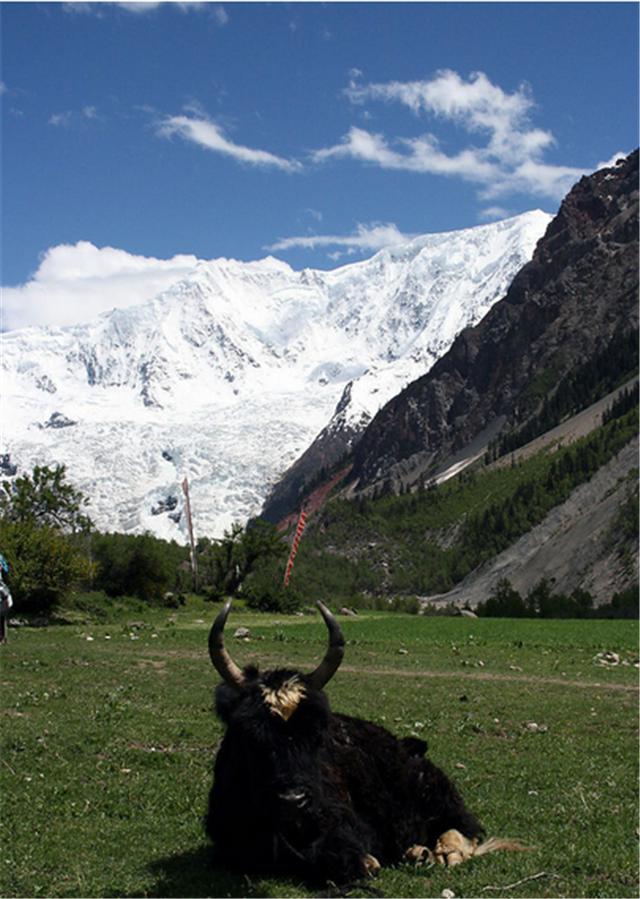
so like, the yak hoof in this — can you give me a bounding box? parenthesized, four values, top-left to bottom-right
(434, 830, 478, 867)
(404, 844, 434, 866)
(363, 854, 381, 876)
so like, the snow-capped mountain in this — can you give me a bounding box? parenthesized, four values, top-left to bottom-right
(0, 210, 551, 539)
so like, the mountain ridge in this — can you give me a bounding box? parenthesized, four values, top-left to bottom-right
(349, 150, 638, 494)
(260, 151, 638, 608)
(1, 210, 550, 538)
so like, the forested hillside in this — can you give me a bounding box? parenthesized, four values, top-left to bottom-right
(283, 402, 638, 610)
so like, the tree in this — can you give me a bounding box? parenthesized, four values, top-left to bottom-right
(0, 465, 94, 613)
(0, 465, 92, 533)
(200, 520, 287, 598)
(91, 532, 188, 602)
(477, 579, 527, 617)
(244, 564, 303, 613)
(0, 519, 94, 613)
(526, 578, 557, 617)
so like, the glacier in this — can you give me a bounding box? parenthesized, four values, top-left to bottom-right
(0, 210, 552, 539)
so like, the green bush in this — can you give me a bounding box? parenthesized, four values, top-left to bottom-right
(476, 579, 527, 617)
(476, 578, 634, 619)
(243, 564, 303, 613)
(593, 585, 639, 619)
(197, 520, 288, 597)
(58, 590, 151, 622)
(0, 520, 94, 613)
(346, 593, 421, 613)
(91, 532, 188, 603)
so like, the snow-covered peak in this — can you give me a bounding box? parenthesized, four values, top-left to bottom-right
(1, 210, 552, 538)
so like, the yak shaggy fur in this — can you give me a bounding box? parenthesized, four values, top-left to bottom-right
(205, 664, 484, 886)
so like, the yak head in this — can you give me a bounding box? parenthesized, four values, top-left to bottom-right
(208, 601, 344, 790)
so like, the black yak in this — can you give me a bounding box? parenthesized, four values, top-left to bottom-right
(205, 600, 525, 885)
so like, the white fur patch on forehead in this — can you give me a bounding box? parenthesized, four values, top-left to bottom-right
(260, 676, 306, 721)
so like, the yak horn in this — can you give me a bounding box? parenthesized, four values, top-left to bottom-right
(208, 601, 246, 688)
(308, 601, 345, 689)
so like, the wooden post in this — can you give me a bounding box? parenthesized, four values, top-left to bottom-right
(181, 477, 199, 592)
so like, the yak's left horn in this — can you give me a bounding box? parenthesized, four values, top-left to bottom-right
(208, 601, 246, 688)
(308, 601, 345, 689)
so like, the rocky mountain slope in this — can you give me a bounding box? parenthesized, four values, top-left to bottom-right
(346, 151, 638, 495)
(426, 435, 638, 608)
(265, 151, 638, 608)
(1, 211, 549, 538)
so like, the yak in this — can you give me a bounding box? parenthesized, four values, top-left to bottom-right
(205, 600, 525, 886)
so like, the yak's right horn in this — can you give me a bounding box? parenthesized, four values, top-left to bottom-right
(308, 601, 345, 690)
(208, 601, 246, 688)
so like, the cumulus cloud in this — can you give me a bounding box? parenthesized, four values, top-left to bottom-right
(156, 109, 301, 171)
(316, 70, 587, 201)
(2, 242, 199, 330)
(266, 222, 413, 256)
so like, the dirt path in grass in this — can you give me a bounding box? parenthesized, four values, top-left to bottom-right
(155, 648, 637, 693)
(338, 664, 639, 692)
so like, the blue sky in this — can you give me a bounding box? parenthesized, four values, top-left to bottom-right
(1, 1, 638, 329)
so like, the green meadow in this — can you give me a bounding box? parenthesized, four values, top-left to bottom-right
(1, 603, 638, 898)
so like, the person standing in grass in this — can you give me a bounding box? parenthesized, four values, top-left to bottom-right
(0, 554, 12, 644)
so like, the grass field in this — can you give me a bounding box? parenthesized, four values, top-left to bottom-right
(1, 601, 638, 898)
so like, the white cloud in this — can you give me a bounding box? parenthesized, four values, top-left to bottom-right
(481, 158, 587, 201)
(114, 2, 163, 11)
(63, 2, 215, 14)
(48, 111, 73, 127)
(267, 222, 413, 255)
(596, 150, 628, 171)
(0, 81, 7, 95)
(478, 205, 510, 221)
(344, 70, 554, 166)
(2, 242, 199, 330)
(313, 127, 399, 167)
(212, 5, 228, 26)
(48, 106, 103, 128)
(62, 3, 106, 14)
(316, 70, 588, 201)
(157, 110, 301, 171)
(313, 126, 500, 184)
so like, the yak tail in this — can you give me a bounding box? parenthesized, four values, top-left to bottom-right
(474, 837, 535, 857)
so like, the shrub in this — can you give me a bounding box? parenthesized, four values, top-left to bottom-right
(91, 532, 188, 603)
(593, 585, 639, 619)
(0, 520, 94, 614)
(244, 565, 303, 613)
(477, 579, 528, 617)
(198, 520, 288, 598)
